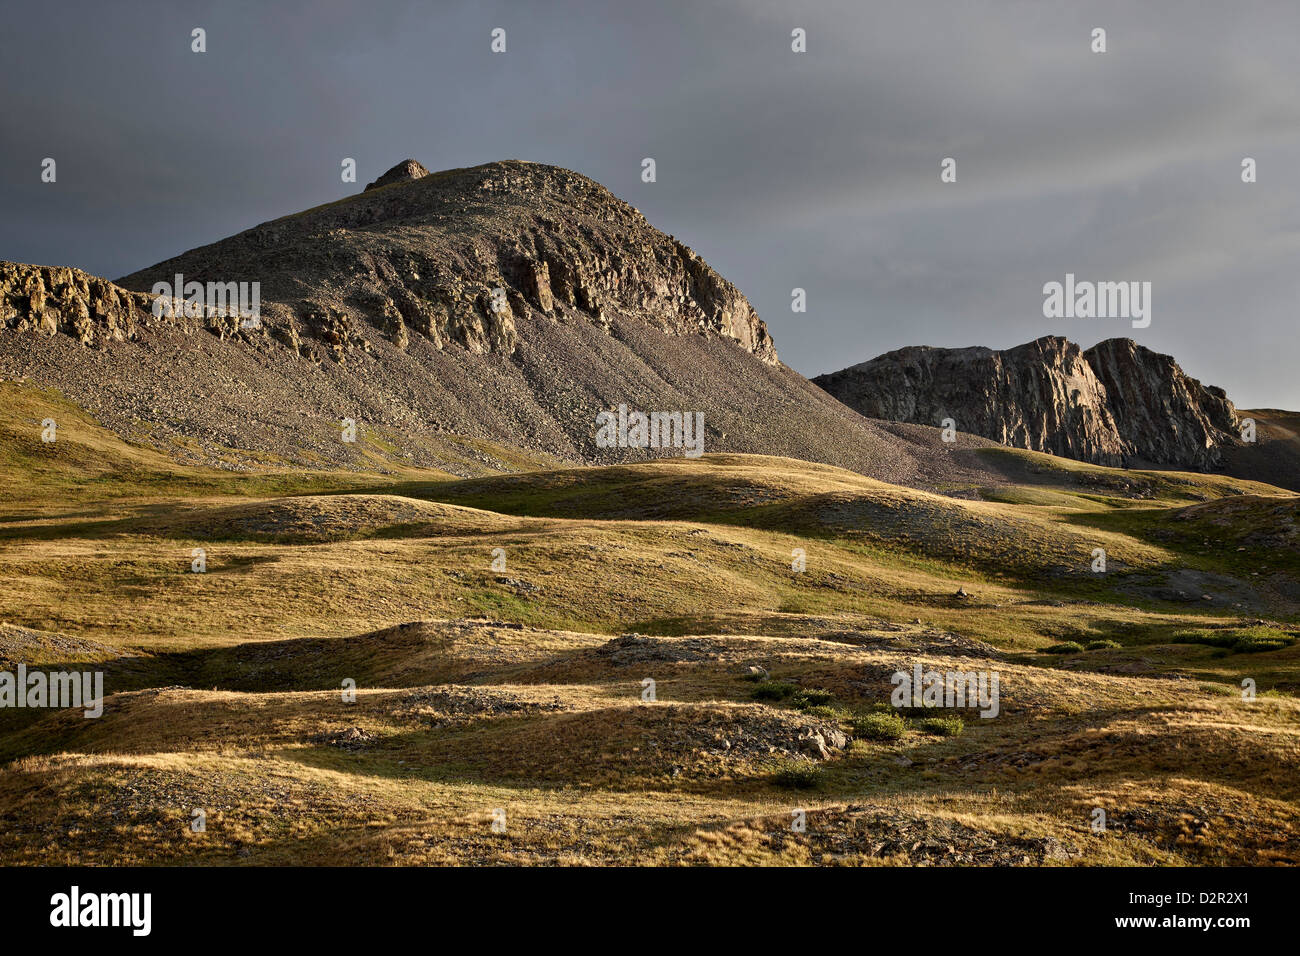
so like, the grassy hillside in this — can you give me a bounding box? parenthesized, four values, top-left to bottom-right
(1, 383, 1297, 865)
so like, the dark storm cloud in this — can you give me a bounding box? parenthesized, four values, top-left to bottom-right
(1, 0, 1297, 407)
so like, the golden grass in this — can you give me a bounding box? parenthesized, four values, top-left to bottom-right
(1, 382, 1297, 865)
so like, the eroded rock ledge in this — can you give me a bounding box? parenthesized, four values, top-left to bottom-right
(0, 261, 272, 348)
(1, 262, 154, 347)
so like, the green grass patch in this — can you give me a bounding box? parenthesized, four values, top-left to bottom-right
(772, 761, 823, 790)
(850, 711, 907, 741)
(913, 715, 964, 736)
(750, 681, 799, 702)
(1171, 626, 1294, 654)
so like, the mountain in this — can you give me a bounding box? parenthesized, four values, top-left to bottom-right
(118, 158, 777, 365)
(0, 159, 1000, 486)
(813, 335, 1244, 472)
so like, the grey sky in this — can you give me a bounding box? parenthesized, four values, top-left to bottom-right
(2, 0, 1297, 408)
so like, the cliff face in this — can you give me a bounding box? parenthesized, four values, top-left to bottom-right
(0, 261, 257, 347)
(1083, 338, 1239, 469)
(814, 335, 1240, 470)
(813, 337, 1129, 466)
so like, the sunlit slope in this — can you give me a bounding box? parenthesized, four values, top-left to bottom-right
(1, 384, 1297, 666)
(1, 384, 1299, 867)
(3, 618, 1297, 865)
(393, 451, 1295, 597)
(0, 380, 556, 510)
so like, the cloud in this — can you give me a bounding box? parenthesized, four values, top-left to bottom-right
(0, 0, 1296, 407)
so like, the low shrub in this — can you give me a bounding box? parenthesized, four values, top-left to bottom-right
(850, 711, 907, 741)
(1040, 641, 1085, 654)
(772, 761, 822, 789)
(913, 715, 964, 736)
(803, 704, 850, 722)
(791, 688, 835, 710)
(1233, 633, 1291, 653)
(750, 681, 799, 702)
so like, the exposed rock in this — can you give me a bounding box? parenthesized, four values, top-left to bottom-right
(0, 622, 122, 668)
(814, 335, 1240, 470)
(316, 726, 374, 750)
(364, 159, 430, 192)
(392, 687, 566, 727)
(799, 727, 849, 759)
(1084, 337, 1239, 469)
(595, 633, 716, 665)
(0, 262, 156, 347)
(815, 337, 1128, 465)
(523, 259, 553, 313)
(800, 732, 832, 759)
(700, 805, 1084, 866)
(494, 575, 539, 596)
(119, 159, 777, 366)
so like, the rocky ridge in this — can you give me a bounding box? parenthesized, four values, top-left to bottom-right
(0, 261, 258, 348)
(814, 335, 1241, 470)
(1084, 337, 1240, 469)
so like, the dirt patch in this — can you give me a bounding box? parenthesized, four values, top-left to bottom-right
(391, 686, 567, 727)
(0, 622, 122, 668)
(681, 805, 1083, 865)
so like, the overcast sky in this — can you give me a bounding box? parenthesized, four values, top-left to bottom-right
(3, 0, 1298, 408)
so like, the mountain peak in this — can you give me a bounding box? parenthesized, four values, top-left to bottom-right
(116, 159, 776, 365)
(364, 158, 431, 192)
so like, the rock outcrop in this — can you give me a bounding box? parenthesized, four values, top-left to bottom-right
(1, 261, 279, 348)
(1083, 338, 1239, 470)
(814, 335, 1240, 470)
(813, 337, 1129, 466)
(0, 262, 156, 347)
(364, 158, 430, 192)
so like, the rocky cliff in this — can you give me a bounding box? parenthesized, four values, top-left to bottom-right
(1, 262, 155, 346)
(0, 261, 257, 347)
(814, 335, 1241, 470)
(1083, 338, 1240, 469)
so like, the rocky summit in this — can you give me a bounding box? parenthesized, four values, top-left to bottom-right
(814, 335, 1243, 471)
(119, 158, 778, 364)
(0, 159, 997, 484)
(364, 158, 430, 192)
(1084, 337, 1240, 469)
